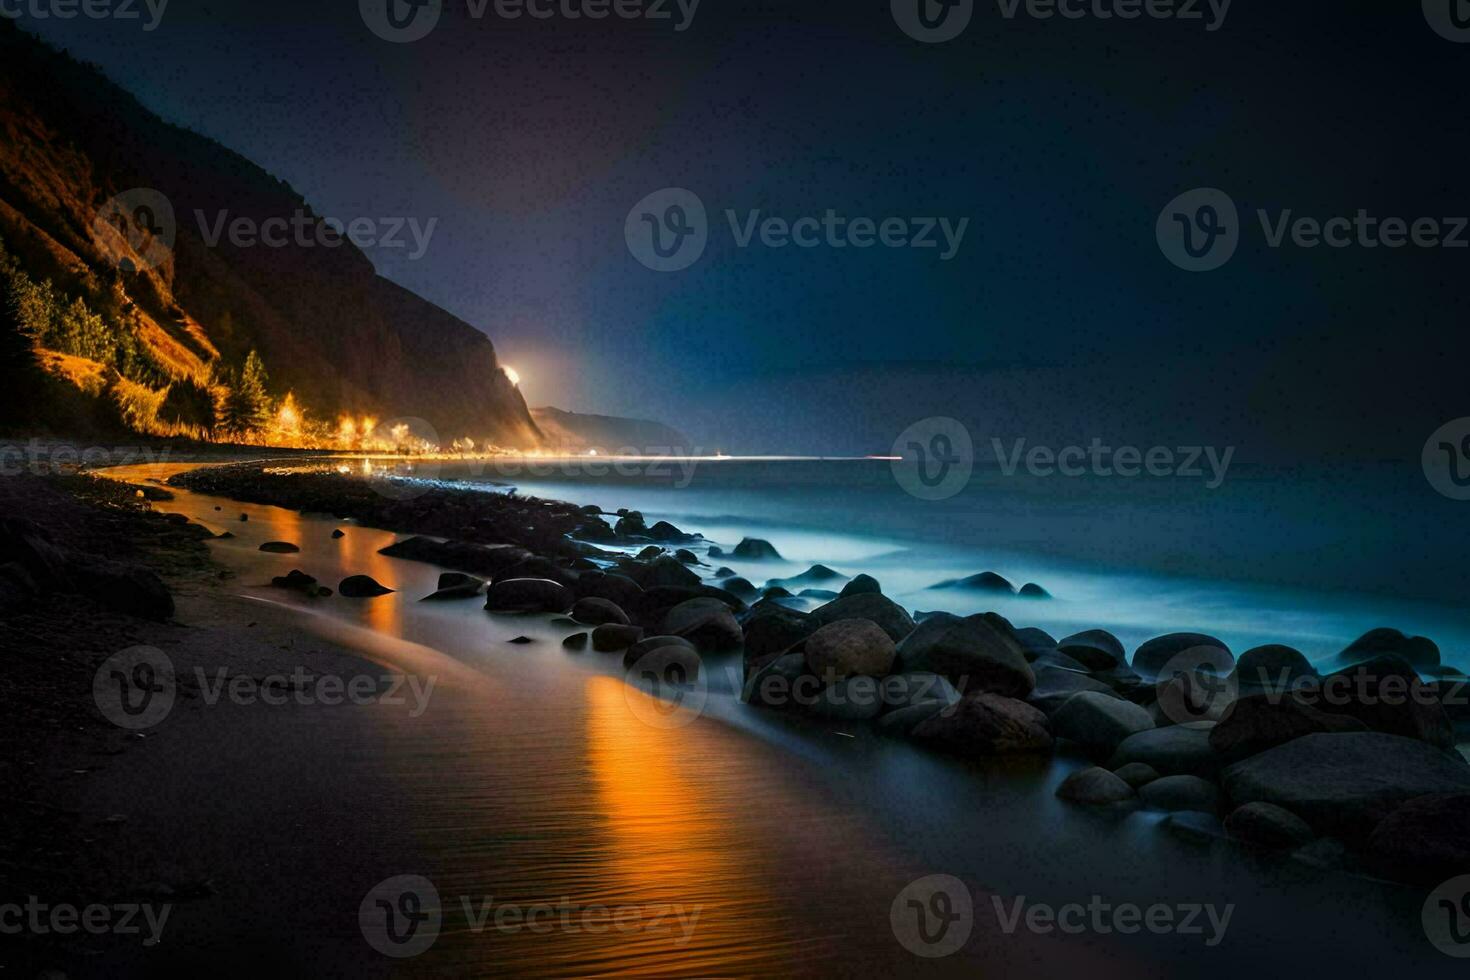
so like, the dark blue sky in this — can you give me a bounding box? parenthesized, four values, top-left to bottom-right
(23, 2, 1470, 456)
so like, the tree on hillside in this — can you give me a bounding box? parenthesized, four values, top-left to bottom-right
(220, 349, 270, 436)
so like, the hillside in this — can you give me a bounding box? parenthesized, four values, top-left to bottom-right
(531, 406, 692, 454)
(0, 21, 539, 448)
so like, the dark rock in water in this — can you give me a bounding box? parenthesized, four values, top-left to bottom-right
(636, 556, 702, 591)
(636, 545, 665, 561)
(259, 541, 300, 554)
(810, 593, 915, 643)
(708, 546, 726, 558)
(500, 556, 578, 588)
(720, 577, 757, 597)
(1365, 793, 1470, 883)
(743, 652, 812, 709)
(808, 676, 885, 721)
(380, 537, 532, 578)
(1154, 668, 1236, 727)
(1018, 583, 1051, 599)
(896, 613, 1034, 697)
(1027, 666, 1120, 716)
(1290, 837, 1347, 870)
(485, 578, 574, 614)
(71, 558, 175, 621)
(440, 571, 484, 590)
(1132, 633, 1233, 679)
(742, 603, 817, 672)
(1224, 802, 1314, 849)
(1057, 630, 1126, 671)
(1336, 627, 1440, 669)
(1051, 691, 1154, 755)
(1321, 655, 1455, 748)
(1231, 645, 1318, 691)
(798, 589, 839, 601)
(929, 571, 1015, 594)
(574, 518, 616, 542)
(507, 636, 535, 645)
(732, 537, 782, 560)
(215, 531, 235, 540)
(647, 520, 694, 543)
(663, 598, 743, 650)
(714, 566, 735, 578)
(882, 672, 961, 711)
(592, 623, 645, 652)
(624, 634, 698, 667)
(635, 585, 743, 628)
(240, 514, 249, 522)
(575, 571, 644, 610)
(839, 574, 882, 598)
(876, 700, 950, 736)
(562, 632, 589, 651)
(331, 529, 345, 539)
(339, 575, 394, 598)
(763, 586, 792, 599)
(1220, 732, 1470, 841)
(1108, 725, 1219, 777)
(1208, 693, 1367, 764)
(625, 638, 702, 682)
(1057, 767, 1136, 804)
(1139, 775, 1220, 813)
(614, 512, 647, 537)
(1113, 763, 1160, 787)
(272, 569, 319, 594)
(771, 564, 846, 590)
(674, 549, 701, 565)
(1163, 812, 1226, 844)
(1011, 627, 1058, 661)
(804, 619, 897, 679)
(911, 693, 1053, 755)
(571, 597, 631, 626)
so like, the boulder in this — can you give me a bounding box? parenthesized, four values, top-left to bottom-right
(742, 603, 817, 671)
(259, 541, 300, 554)
(571, 597, 631, 626)
(804, 619, 896, 679)
(732, 537, 782, 560)
(500, 556, 577, 588)
(1027, 667, 1119, 716)
(771, 564, 846, 590)
(634, 556, 702, 590)
(1319, 655, 1455, 748)
(1132, 633, 1233, 679)
(810, 593, 916, 643)
(1057, 630, 1126, 671)
(623, 634, 698, 667)
(1337, 627, 1440, 669)
(896, 613, 1034, 697)
(1364, 793, 1470, 883)
(439, 572, 483, 591)
(714, 566, 735, 578)
(663, 598, 743, 650)
(1223, 802, 1314, 849)
(1113, 763, 1161, 787)
(1208, 693, 1367, 764)
(1050, 691, 1154, 755)
(839, 574, 882, 598)
(636, 546, 665, 561)
(331, 529, 346, 539)
(876, 700, 951, 736)
(71, 558, 175, 621)
(379, 537, 532, 578)
(1163, 812, 1226, 844)
(1056, 767, 1136, 805)
(592, 624, 645, 652)
(720, 576, 757, 597)
(485, 578, 574, 614)
(1108, 725, 1219, 777)
(1220, 733, 1470, 841)
(1139, 775, 1220, 813)
(881, 672, 961, 711)
(562, 632, 589, 651)
(742, 652, 812, 709)
(647, 520, 693, 543)
(928, 571, 1014, 593)
(808, 676, 885, 721)
(1018, 583, 1051, 599)
(575, 571, 644, 610)
(1012, 628, 1059, 661)
(1231, 645, 1318, 692)
(674, 549, 701, 565)
(338, 575, 394, 598)
(910, 693, 1053, 755)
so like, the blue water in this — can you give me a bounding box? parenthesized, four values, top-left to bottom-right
(386, 456, 1470, 670)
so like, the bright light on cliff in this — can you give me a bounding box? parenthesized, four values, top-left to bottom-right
(503, 366, 521, 387)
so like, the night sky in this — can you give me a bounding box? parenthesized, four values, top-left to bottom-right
(20, 2, 1470, 457)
